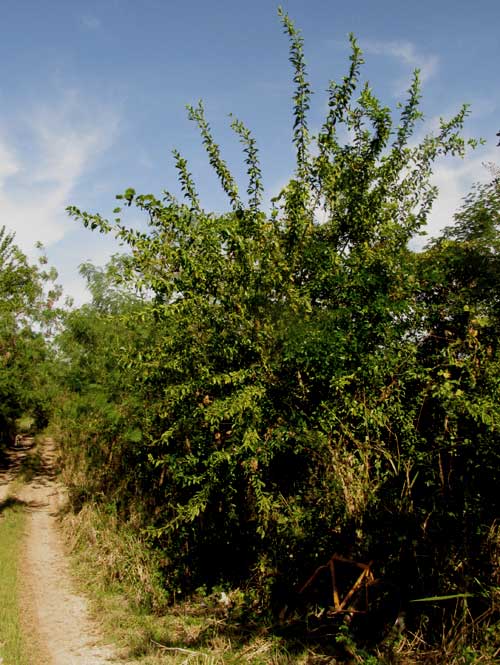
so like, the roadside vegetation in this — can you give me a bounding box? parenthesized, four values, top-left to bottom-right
(1, 7, 499, 663)
(0, 227, 61, 452)
(0, 499, 28, 665)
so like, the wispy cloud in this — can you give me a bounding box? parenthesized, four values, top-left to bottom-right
(363, 39, 439, 95)
(0, 91, 119, 253)
(0, 141, 20, 181)
(80, 15, 101, 31)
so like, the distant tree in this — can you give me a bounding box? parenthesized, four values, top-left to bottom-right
(53, 257, 151, 502)
(0, 226, 61, 446)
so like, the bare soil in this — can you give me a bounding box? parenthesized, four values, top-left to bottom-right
(0, 437, 124, 665)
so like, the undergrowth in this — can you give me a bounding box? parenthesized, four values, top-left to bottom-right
(61, 500, 500, 663)
(61, 501, 345, 663)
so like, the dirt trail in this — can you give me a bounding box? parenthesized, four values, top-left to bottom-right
(0, 438, 124, 665)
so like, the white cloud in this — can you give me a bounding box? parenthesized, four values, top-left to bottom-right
(414, 146, 499, 249)
(363, 39, 439, 95)
(0, 92, 119, 254)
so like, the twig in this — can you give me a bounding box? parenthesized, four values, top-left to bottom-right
(150, 639, 209, 657)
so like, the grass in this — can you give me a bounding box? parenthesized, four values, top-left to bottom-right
(0, 497, 29, 665)
(61, 500, 500, 664)
(61, 503, 337, 664)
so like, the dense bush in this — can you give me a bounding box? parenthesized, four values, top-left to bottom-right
(56, 9, 499, 657)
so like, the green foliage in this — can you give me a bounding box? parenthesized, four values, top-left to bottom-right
(53, 257, 149, 504)
(0, 227, 61, 446)
(60, 8, 499, 660)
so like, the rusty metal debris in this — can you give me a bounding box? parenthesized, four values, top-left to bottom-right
(299, 554, 375, 614)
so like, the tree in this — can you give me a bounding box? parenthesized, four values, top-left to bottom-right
(53, 256, 149, 501)
(0, 227, 61, 446)
(411, 175, 500, 609)
(62, 8, 498, 657)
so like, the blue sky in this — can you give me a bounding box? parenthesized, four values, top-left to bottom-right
(1, 0, 499, 303)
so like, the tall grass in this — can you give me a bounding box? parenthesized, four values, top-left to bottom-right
(61, 502, 325, 663)
(62, 500, 500, 663)
(0, 499, 29, 665)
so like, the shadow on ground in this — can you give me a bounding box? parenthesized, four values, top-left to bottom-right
(0, 437, 58, 511)
(0, 495, 27, 514)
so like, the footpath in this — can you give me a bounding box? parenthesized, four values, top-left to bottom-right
(0, 437, 122, 665)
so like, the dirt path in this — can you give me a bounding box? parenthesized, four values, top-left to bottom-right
(0, 438, 124, 665)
